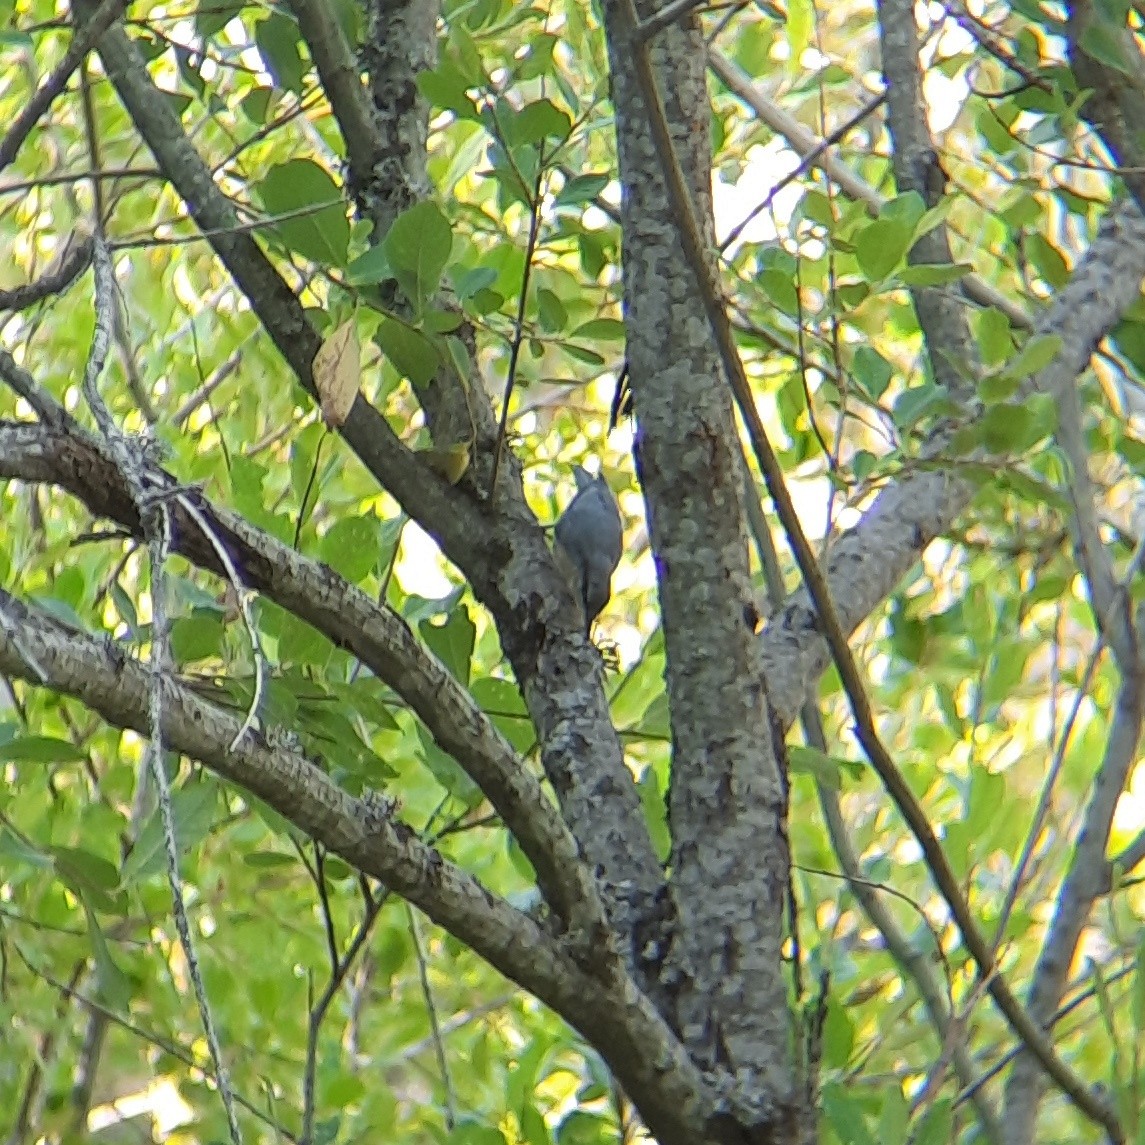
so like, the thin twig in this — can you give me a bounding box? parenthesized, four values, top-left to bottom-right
(302, 881, 386, 1145)
(408, 904, 457, 1130)
(488, 155, 547, 499)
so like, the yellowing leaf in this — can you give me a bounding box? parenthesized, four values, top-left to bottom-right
(313, 319, 361, 427)
(421, 442, 472, 484)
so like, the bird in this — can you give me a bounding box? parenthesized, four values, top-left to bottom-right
(553, 465, 623, 635)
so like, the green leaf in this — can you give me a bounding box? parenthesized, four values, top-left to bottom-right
(851, 345, 893, 400)
(855, 219, 912, 282)
(346, 244, 392, 286)
(571, 317, 625, 342)
(511, 99, 572, 145)
(822, 1082, 878, 1145)
(891, 384, 945, 430)
(974, 307, 1013, 366)
(53, 846, 119, 891)
(877, 1085, 908, 1145)
(257, 159, 350, 268)
(375, 317, 440, 386)
(786, 0, 812, 65)
(1080, 19, 1134, 75)
(980, 396, 1057, 453)
(416, 63, 479, 119)
(536, 287, 567, 332)
(1001, 333, 1063, 381)
(83, 899, 133, 1010)
(196, 1, 245, 38)
(0, 735, 87, 764)
(913, 1098, 953, 1145)
(255, 11, 307, 94)
(823, 996, 854, 1068)
(110, 580, 139, 633)
(174, 46, 206, 101)
(239, 87, 273, 126)
(383, 201, 454, 308)
(556, 1110, 612, 1144)
(896, 262, 971, 286)
(788, 745, 862, 788)
(419, 606, 476, 686)
(759, 267, 800, 313)
(171, 610, 227, 664)
(453, 265, 498, 299)
(54, 848, 126, 912)
(242, 851, 298, 869)
(1026, 232, 1070, 288)
(446, 1120, 507, 1144)
(318, 516, 380, 584)
(883, 191, 927, 231)
(555, 173, 610, 206)
(638, 767, 670, 861)
(0, 828, 52, 870)
(1132, 929, 1145, 1032)
(121, 780, 220, 885)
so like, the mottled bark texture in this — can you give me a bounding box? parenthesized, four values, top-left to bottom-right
(603, 2, 802, 1134)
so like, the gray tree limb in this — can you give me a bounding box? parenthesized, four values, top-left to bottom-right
(0, 412, 605, 940)
(68, 0, 668, 969)
(603, 0, 800, 1132)
(0, 588, 721, 1145)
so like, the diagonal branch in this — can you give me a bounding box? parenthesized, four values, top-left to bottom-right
(0, 588, 716, 1145)
(614, 0, 1128, 1132)
(0, 0, 128, 174)
(0, 416, 602, 939)
(759, 196, 1145, 730)
(69, 0, 667, 969)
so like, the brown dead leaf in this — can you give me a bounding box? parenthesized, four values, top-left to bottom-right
(313, 319, 361, 427)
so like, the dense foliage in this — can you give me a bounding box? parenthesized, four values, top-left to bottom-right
(2, 0, 1145, 1143)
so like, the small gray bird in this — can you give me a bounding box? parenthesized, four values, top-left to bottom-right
(554, 465, 623, 634)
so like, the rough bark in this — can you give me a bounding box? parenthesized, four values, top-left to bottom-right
(603, 0, 800, 1133)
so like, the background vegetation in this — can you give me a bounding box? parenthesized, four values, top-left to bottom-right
(1, 0, 1145, 1143)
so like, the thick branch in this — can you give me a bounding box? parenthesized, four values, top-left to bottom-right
(0, 417, 605, 938)
(69, 0, 668, 965)
(0, 590, 718, 1145)
(758, 162, 1145, 735)
(604, 0, 797, 1128)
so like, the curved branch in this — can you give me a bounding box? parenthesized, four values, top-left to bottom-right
(68, 0, 668, 965)
(0, 589, 718, 1145)
(0, 417, 603, 938)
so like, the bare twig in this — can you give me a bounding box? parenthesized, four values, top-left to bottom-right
(408, 905, 457, 1130)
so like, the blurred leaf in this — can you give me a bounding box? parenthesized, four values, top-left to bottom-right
(121, 780, 220, 886)
(419, 606, 477, 686)
(314, 318, 362, 427)
(384, 201, 454, 308)
(256, 11, 307, 93)
(257, 159, 351, 267)
(0, 735, 87, 764)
